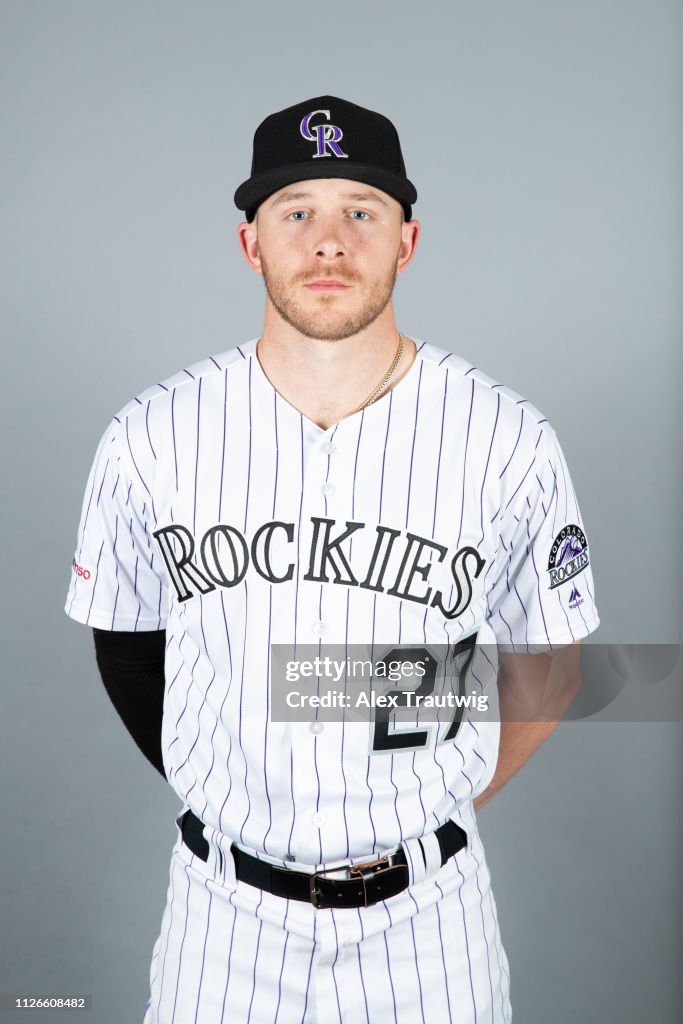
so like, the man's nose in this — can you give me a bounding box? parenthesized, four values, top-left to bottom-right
(312, 216, 347, 259)
(315, 241, 345, 259)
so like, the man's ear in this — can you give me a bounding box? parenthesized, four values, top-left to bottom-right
(396, 219, 421, 276)
(237, 219, 262, 274)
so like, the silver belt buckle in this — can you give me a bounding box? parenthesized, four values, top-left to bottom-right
(310, 854, 393, 909)
(350, 855, 396, 908)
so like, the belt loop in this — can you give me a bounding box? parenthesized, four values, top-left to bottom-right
(402, 831, 443, 885)
(420, 831, 444, 875)
(201, 826, 238, 888)
(177, 809, 238, 888)
(402, 838, 428, 885)
(174, 805, 191, 838)
(179, 809, 210, 862)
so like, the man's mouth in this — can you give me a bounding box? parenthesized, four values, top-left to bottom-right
(304, 279, 351, 291)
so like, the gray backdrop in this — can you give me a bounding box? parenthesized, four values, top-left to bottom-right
(1, 1, 681, 1021)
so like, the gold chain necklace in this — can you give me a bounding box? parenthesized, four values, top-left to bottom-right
(356, 333, 405, 412)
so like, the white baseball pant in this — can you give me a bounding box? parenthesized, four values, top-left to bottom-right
(143, 807, 512, 1024)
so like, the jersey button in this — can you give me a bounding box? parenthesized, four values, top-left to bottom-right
(321, 482, 335, 496)
(311, 812, 326, 828)
(322, 442, 337, 455)
(309, 722, 324, 734)
(312, 620, 326, 636)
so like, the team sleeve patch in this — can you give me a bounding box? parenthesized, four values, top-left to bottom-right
(546, 524, 590, 590)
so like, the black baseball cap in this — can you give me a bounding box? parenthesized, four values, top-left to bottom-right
(234, 95, 417, 222)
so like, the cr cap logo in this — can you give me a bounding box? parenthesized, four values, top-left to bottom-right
(299, 109, 349, 159)
(547, 524, 590, 590)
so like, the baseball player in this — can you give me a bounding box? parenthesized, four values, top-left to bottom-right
(65, 95, 599, 1023)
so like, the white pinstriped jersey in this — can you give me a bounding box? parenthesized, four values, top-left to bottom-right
(65, 336, 599, 866)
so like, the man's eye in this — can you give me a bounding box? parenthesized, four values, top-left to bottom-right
(350, 210, 370, 220)
(289, 210, 308, 221)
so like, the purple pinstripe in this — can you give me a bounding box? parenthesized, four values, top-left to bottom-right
(125, 417, 156, 526)
(486, 884, 511, 1010)
(312, 582, 324, 866)
(192, 378, 202, 535)
(214, 594, 235, 832)
(478, 394, 501, 546)
(235, 361, 255, 844)
(382, 904, 400, 1024)
(285, 413, 306, 859)
(375, 391, 406, 840)
(95, 459, 109, 507)
(300, 912, 317, 1024)
(260, 588, 275, 853)
(405, 365, 429, 832)
(273, 900, 291, 1024)
(236, 580, 251, 845)
(404, 360, 424, 528)
(109, 515, 120, 628)
(502, 456, 536, 515)
(468, 845, 496, 1015)
(156, 857, 183, 1022)
(145, 400, 157, 459)
(174, 601, 216, 790)
(355, 942, 371, 1024)
(432, 370, 449, 538)
(218, 370, 229, 520)
(364, 592, 379, 849)
(169, 864, 193, 1023)
(218, 892, 239, 1023)
(272, 944, 290, 1024)
(85, 541, 105, 624)
(454, 856, 479, 1021)
(407, 893, 428, 1024)
(457, 381, 475, 546)
(330, 911, 344, 1023)
(498, 411, 524, 480)
(191, 880, 214, 1024)
(171, 389, 178, 495)
(434, 882, 455, 1022)
(245, 893, 264, 1024)
(512, 581, 530, 643)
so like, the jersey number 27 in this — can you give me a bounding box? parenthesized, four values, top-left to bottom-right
(370, 633, 478, 754)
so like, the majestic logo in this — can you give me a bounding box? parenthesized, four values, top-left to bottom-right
(299, 109, 349, 159)
(568, 585, 584, 609)
(153, 516, 486, 621)
(547, 524, 590, 590)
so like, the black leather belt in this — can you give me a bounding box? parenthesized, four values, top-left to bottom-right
(178, 808, 467, 910)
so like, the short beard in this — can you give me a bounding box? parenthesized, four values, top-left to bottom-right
(259, 253, 400, 342)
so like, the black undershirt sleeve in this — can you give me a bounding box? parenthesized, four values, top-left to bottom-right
(92, 627, 167, 778)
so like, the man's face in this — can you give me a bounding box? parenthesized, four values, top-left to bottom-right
(244, 178, 415, 341)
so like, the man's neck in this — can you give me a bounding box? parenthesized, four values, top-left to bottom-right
(255, 330, 418, 430)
